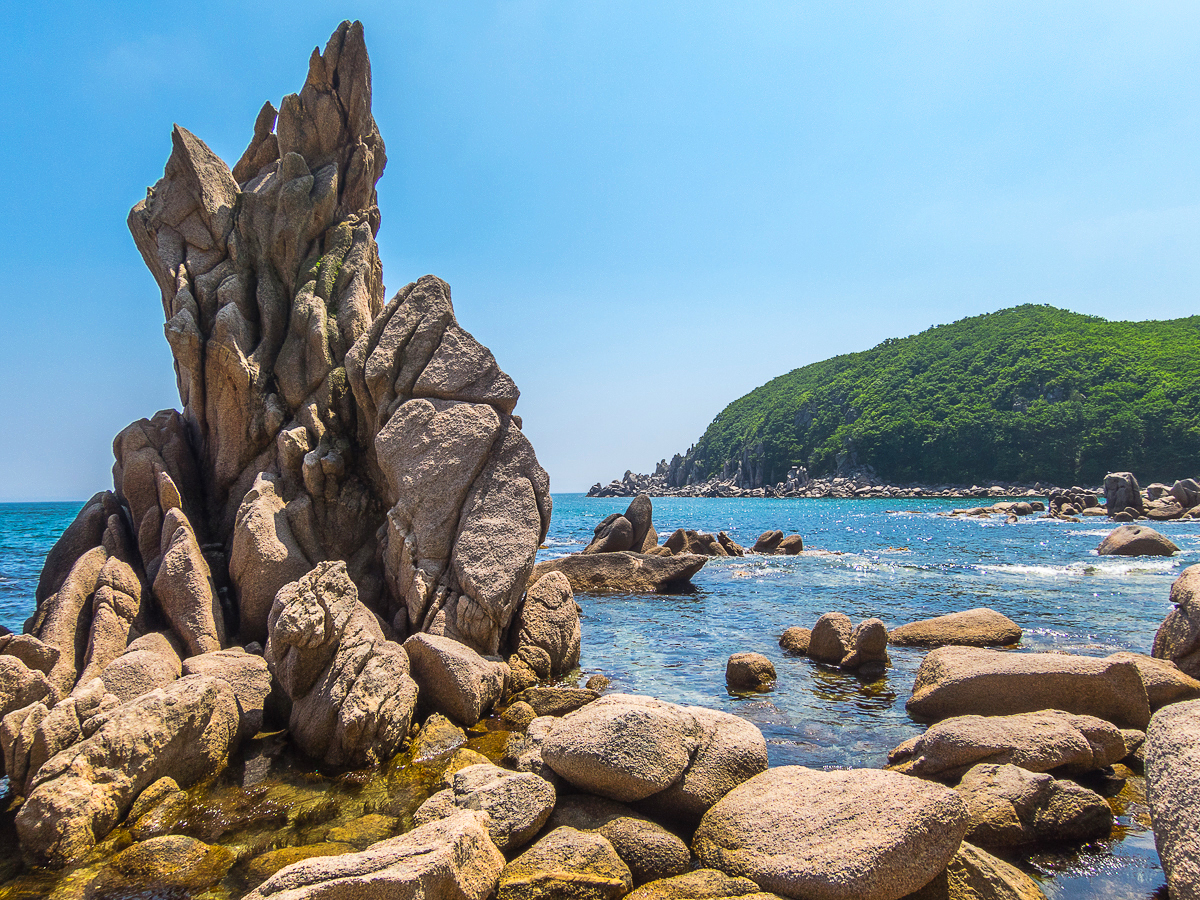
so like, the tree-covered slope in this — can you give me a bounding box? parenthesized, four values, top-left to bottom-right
(682, 305, 1200, 486)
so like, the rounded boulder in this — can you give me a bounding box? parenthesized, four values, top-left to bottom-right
(693, 766, 968, 900)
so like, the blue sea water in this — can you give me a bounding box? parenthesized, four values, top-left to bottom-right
(0, 502, 83, 634)
(2, 495, 1188, 899)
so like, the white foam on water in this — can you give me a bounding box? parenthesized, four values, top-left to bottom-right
(976, 558, 1180, 578)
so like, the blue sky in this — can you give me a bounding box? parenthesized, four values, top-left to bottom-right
(1, 2, 1198, 500)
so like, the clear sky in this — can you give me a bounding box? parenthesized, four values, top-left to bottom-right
(1, 2, 1197, 500)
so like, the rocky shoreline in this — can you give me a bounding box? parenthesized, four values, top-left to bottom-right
(589, 468, 1068, 500)
(1, 20, 1198, 900)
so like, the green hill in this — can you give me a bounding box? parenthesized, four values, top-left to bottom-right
(677, 305, 1200, 487)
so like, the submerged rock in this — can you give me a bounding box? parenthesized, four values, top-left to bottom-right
(693, 766, 968, 900)
(90, 834, 235, 896)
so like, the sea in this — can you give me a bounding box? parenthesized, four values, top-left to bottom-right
(3, 494, 1191, 899)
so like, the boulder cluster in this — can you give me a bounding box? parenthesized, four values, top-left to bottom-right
(774, 608, 1022, 684)
(241, 688, 1042, 900)
(0, 21, 579, 869)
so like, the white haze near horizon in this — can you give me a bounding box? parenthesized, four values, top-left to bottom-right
(1, 1, 1197, 501)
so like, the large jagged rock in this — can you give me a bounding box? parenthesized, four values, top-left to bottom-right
(906, 647, 1151, 729)
(27, 20, 551, 706)
(1153, 564, 1200, 679)
(14, 674, 241, 866)
(266, 561, 417, 766)
(17, 19, 553, 866)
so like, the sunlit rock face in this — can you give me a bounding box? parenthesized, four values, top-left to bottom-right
(5, 20, 551, 865)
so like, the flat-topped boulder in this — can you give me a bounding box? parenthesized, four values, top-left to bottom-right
(693, 766, 968, 900)
(887, 710, 1128, 781)
(1145, 698, 1200, 900)
(530, 552, 707, 594)
(889, 609, 1021, 648)
(906, 647, 1151, 729)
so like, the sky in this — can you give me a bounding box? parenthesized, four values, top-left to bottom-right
(1, 2, 1198, 500)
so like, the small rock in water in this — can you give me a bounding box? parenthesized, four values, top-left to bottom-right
(586, 674, 611, 693)
(726, 653, 777, 692)
(1096, 524, 1179, 557)
(779, 627, 811, 656)
(808, 613, 854, 664)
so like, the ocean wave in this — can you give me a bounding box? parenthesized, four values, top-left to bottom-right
(976, 560, 1180, 578)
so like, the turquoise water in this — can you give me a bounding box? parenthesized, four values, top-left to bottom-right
(4, 495, 1189, 899)
(0, 502, 83, 634)
(545, 494, 1189, 900)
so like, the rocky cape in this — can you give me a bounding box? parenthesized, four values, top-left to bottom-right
(0, 20, 570, 869)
